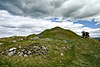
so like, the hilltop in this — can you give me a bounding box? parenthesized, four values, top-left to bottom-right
(0, 27, 100, 67)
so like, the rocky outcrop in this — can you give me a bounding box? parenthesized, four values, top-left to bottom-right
(0, 43, 48, 57)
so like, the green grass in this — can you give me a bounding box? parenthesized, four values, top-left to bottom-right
(0, 27, 100, 67)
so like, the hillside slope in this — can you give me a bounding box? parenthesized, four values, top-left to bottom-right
(0, 27, 100, 67)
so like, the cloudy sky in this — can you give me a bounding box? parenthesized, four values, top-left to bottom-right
(0, 0, 100, 38)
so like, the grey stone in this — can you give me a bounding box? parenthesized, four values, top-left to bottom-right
(0, 43, 3, 45)
(18, 52, 24, 56)
(60, 53, 64, 56)
(41, 46, 47, 51)
(8, 51, 15, 56)
(32, 36, 39, 40)
(20, 39, 23, 40)
(24, 54, 28, 57)
(45, 38, 51, 41)
(7, 47, 17, 56)
(9, 47, 17, 52)
(18, 45, 22, 49)
(12, 40, 17, 43)
(27, 51, 32, 55)
(63, 40, 67, 43)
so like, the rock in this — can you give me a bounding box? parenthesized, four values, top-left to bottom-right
(9, 47, 17, 52)
(18, 52, 24, 56)
(7, 47, 17, 56)
(45, 38, 51, 41)
(8, 51, 15, 56)
(24, 54, 28, 57)
(60, 53, 64, 56)
(12, 40, 17, 43)
(0, 51, 5, 56)
(0, 43, 48, 57)
(18, 45, 22, 49)
(63, 40, 67, 43)
(0, 43, 3, 45)
(60, 61, 62, 63)
(32, 36, 39, 40)
(21, 49, 26, 52)
(41, 46, 47, 51)
(20, 39, 23, 40)
(27, 51, 32, 55)
(24, 50, 28, 54)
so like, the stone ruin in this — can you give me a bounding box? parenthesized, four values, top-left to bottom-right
(0, 43, 48, 57)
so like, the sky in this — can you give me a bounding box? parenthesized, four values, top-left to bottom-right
(0, 0, 100, 38)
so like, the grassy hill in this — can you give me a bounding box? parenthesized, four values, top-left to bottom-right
(0, 27, 100, 67)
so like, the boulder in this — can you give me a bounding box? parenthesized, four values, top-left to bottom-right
(7, 47, 17, 56)
(9, 47, 17, 52)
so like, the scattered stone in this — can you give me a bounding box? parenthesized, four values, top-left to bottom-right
(45, 38, 51, 41)
(9, 47, 17, 52)
(7, 47, 17, 56)
(20, 39, 23, 41)
(27, 51, 32, 55)
(24, 54, 28, 57)
(60, 53, 64, 56)
(32, 36, 39, 40)
(63, 40, 67, 43)
(60, 61, 62, 63)
(18, 45, 22, 49)
(41, 46, 48, 51)
(0, 51, 5, 56)
(8, 51, 15, 56)
(18, 52, 24, 56)
(0, 43, 48, 57)
(12, 40, 17, 43)
(0, 43, 3, 45)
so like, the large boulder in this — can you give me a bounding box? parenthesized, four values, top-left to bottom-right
(7, 47, 17, 56)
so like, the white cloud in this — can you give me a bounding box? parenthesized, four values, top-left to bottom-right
(0, 10, 100, 38)
(0, 0, 100, 23)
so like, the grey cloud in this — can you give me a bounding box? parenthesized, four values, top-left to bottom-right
(0, 0, 69, 17)
(0, 0, 100, 20)
(50, 0, 66, 8)
(0, 0, 54, 17)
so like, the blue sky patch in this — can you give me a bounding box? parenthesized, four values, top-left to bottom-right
(74, 20, 100, 29)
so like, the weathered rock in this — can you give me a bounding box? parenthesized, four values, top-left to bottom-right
(63, 40, 67, 43)
(18, 45, 22, 49)
(0, 43, 3, 45)
(9, 47, 17, 52)
(7, 47, 17, 56)
(32, 36, 39, 40)
(20, 39, 23, 41)
(12, 40, 17, 43)
(0, 43, 48, 57)
(8, 51, 15, 56)
(18, 52, 24, 56)
(0, 51, 5, 56)
(45, 38, 51, 41)
(24, 54, 28, 57)
(27, 51, 32, 55)
(60, 53, 64, 56)
(41, 46, 48, 51)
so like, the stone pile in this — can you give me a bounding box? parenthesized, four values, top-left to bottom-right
(0, 43, 48, 57)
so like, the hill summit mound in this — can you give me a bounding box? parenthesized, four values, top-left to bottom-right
(0, 27, 100, 67)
